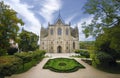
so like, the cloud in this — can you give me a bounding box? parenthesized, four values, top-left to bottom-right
(39, 0, 62, 23)
(77, 16, 95, 41)
(3, 0, 41, 35)
(65, 13, 78, 24)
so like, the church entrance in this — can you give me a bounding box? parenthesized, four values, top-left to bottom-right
(57, 46, 62, 53)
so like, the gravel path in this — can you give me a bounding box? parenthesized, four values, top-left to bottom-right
(6, 53, 120, 78)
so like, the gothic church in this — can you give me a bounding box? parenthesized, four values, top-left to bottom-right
(40, 16, 79, 53)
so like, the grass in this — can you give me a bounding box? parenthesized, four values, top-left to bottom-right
(43, 58, 85, 73)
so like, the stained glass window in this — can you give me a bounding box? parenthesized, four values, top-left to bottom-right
(58, 28, 62, 35)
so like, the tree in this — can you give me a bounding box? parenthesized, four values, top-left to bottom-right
(82, 0, 120, 66)
(0, 1, 24, 55)
(82, 0, 120, 37)
(19, 29, 39, 52)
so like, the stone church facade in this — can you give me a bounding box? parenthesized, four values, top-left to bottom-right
(40, 17, 79, 53)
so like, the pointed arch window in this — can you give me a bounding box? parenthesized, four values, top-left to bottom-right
(66, 28, 69, 35)
(58, 28, 62, 35)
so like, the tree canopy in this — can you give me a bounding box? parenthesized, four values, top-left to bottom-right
(82, 0, 120, 37)
(0, 1, 24, 55)
(19, 29, 39, 52)
(82, 0, 120, 66)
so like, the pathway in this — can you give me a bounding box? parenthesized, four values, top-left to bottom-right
(6, 53, 120, 78)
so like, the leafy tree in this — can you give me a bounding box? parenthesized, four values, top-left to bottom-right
(82, 0, 120, 65)
(0, 1, 24, 55)
(82, 0, 120, 37)
(19, 29, 39, 52)
(80, 41, 94, 50)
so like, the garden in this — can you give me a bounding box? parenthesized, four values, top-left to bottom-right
(0, 50, 46, 78)
(43, 58, 85, 73)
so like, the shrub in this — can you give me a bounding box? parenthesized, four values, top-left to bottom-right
(92, 51, 116, 67)
(75, 50, 90, 58)
(14, 50, 46, 70)
(14, 52, 33, 63)
(7, 47, 18, 55)
(0, 48, 7, 56)
(0, 56, 22, 78)
(14, 50, 46, 63)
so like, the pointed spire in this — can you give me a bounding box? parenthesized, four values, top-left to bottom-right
(55, 10, 65, 24)
(58, 9, 61, 19)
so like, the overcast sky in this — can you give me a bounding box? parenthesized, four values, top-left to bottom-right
(1, 0, 95, 41)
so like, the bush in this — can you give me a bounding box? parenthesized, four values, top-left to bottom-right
(0, 48, 7, 56)
(14, 50, 46, 74)
(14, 50, 46, 63)
(92, 51, 116, 67)
(0, 50, 46, 78)
(75, 50, 90, 58)
(0, 56, 22, 78)
(7, 47, 18, 55)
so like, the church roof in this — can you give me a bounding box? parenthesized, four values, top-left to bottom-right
(55, 11, 65, 25)
(49, 11, 70, 26)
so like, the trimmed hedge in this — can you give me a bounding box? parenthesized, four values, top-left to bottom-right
(75, 50, 90, 58)
(0, 50, 46, 78)
(43, 58, 85, 73)
(14, 50, 46, 63)
(0, 56, 22, 78)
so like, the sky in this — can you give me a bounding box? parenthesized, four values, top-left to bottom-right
(1, 0, 95, 41)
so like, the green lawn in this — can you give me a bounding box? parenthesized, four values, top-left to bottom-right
(43, 58, 85, 73)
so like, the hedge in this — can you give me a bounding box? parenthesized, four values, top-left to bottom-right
(75, 50, 90, 58)
(14, 50, 46, 63)
(0, 56, 22, 78)
(0, 50, 46, 78)
(43, 58, 85, 73)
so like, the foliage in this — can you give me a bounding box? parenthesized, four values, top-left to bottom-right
(82, 0, 120, 37)
(7, 47, 18, 55)
(92, 51, 116, 67)
(0, 50, 46, 78)
(75, 50, 90, 58)
(0, 48, 7, 56)
(14, 50, 45, 73)
(43, 58, 85, 73)
(0, 56, 22, 78)
(14, 50, 46, 64)
(79, 41, 95, 50)
(82, 0, 120, 66)
(18, 29, 39, 52)
(0, 1, 24, 55)
(95, 27, 120, 60)
(97, 62, 120, 74)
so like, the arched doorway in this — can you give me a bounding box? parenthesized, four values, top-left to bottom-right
(57, 46, 62, 53)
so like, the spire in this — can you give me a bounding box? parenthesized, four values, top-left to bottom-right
(55, 10, 64, 24)
(58, 9, 61, 19)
